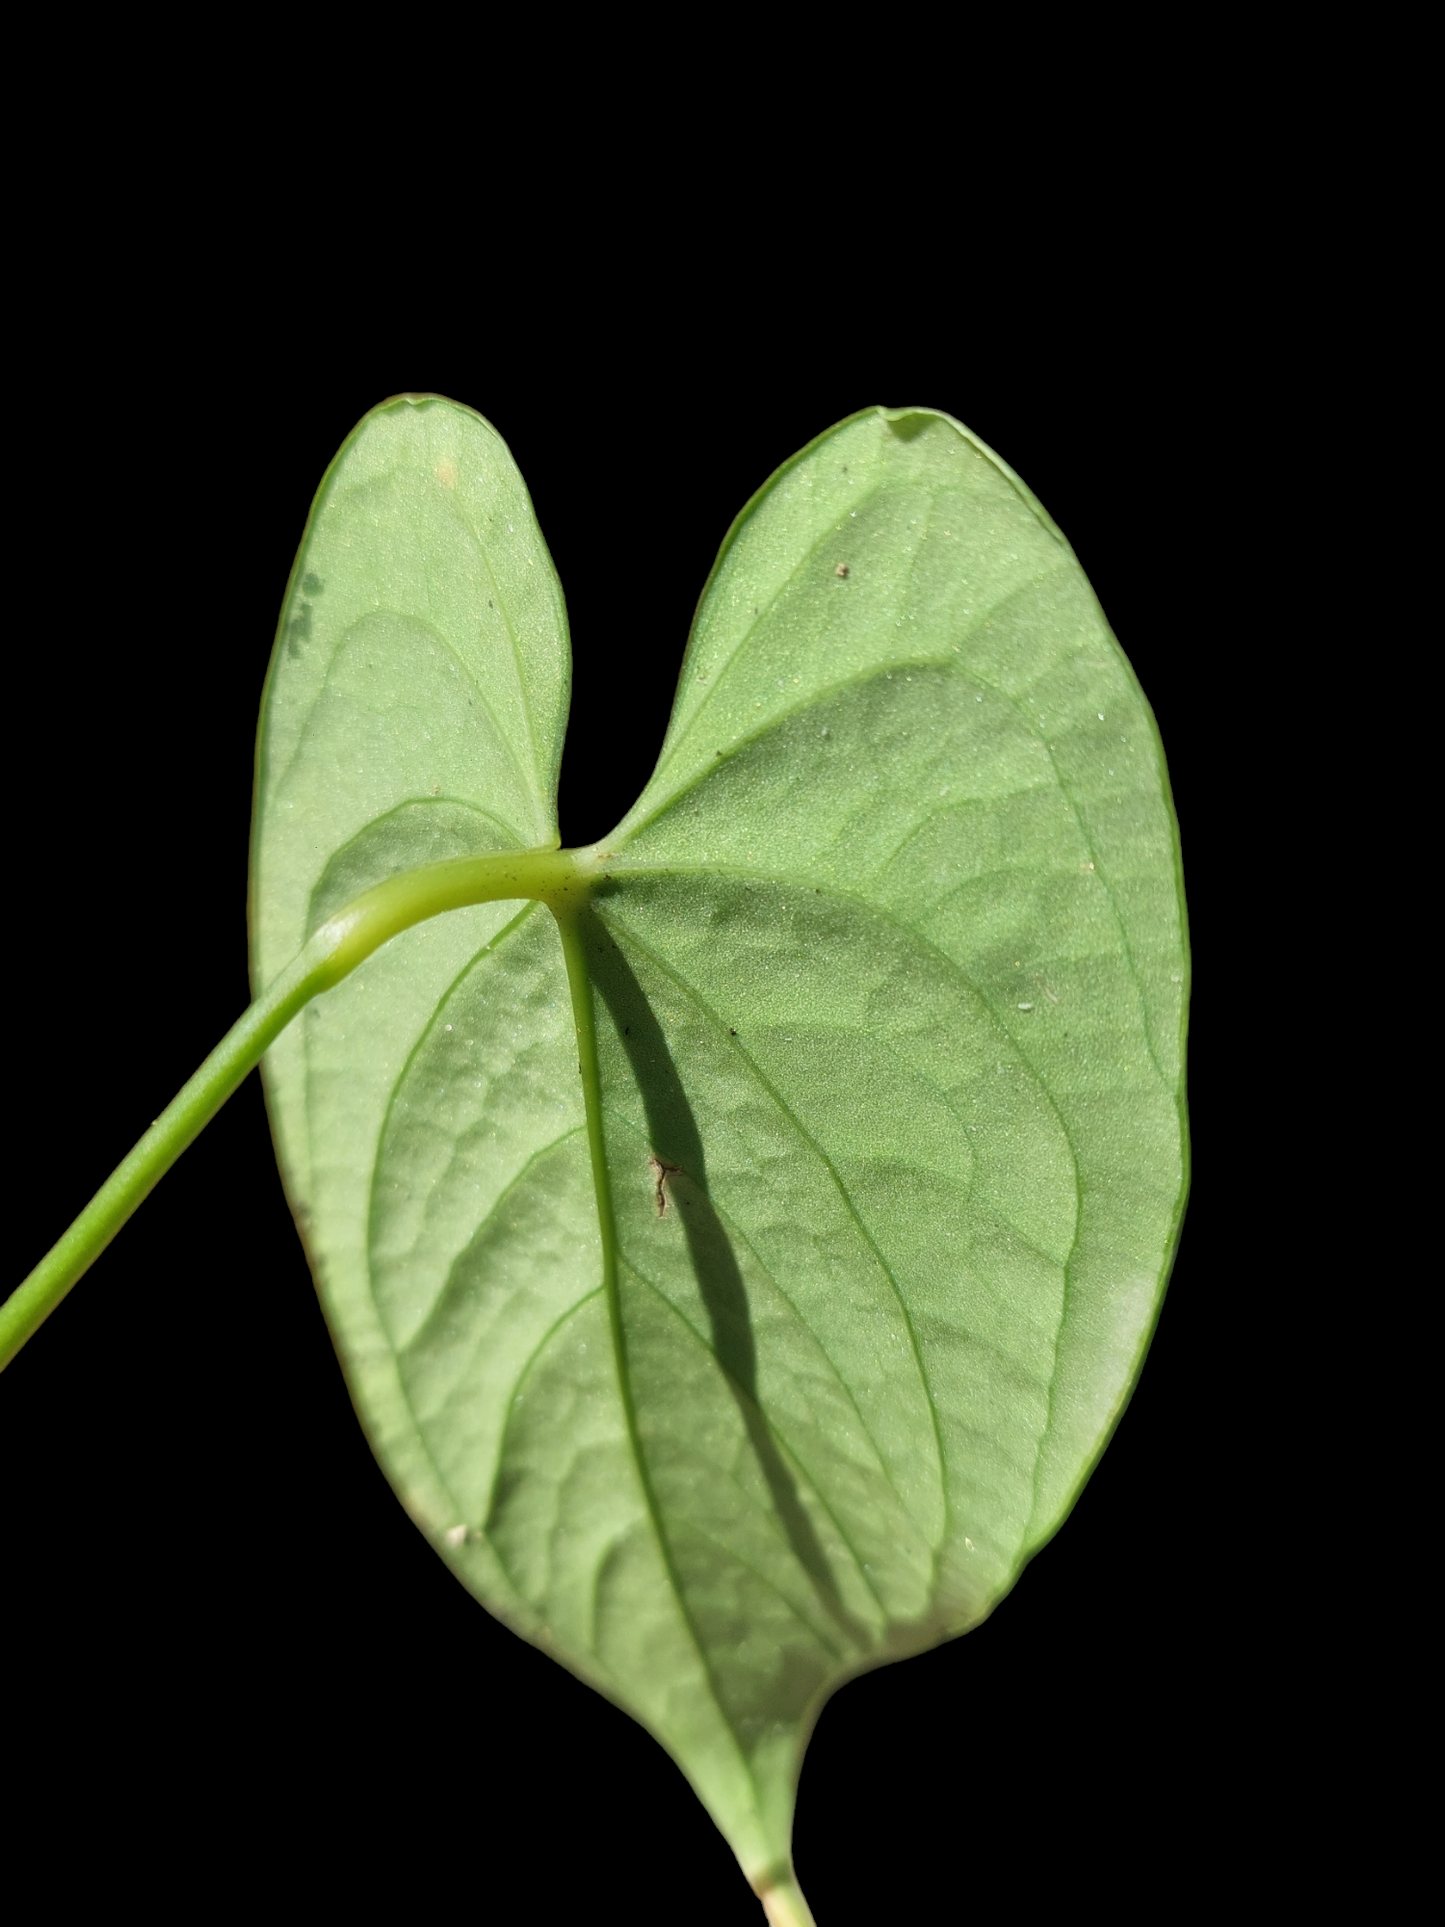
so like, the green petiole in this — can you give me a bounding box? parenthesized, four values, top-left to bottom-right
(1, 845, 605, 1371)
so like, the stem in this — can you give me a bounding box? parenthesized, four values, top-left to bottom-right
(757, 1872, 818, 1927)
(1, 948, 318, 1369)
(2, 845, 602, 1371)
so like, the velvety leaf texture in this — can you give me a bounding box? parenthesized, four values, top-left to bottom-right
(252, 397, 1188, 1898)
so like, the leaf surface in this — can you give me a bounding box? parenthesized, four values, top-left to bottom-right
(253, 399, 1188, 1903)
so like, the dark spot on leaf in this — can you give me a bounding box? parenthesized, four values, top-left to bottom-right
(301, 572, 324, 595)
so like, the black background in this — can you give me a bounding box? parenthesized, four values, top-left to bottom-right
(5, 318, 1272, 1917)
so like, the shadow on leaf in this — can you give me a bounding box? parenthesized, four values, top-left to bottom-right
(582, 906, 866, 1649)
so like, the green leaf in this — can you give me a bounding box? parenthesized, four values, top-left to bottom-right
(253, 398, 1188, 1919)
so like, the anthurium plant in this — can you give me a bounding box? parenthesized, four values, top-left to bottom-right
(3, 396, 1188, 1926)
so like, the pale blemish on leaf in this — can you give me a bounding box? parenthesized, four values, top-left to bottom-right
(648, 1153, 682, 1216)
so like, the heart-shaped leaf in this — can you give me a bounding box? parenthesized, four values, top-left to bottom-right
(252, 397, 1188, 1922)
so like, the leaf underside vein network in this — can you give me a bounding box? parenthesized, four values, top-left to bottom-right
(253, 397, 1188, 1896)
